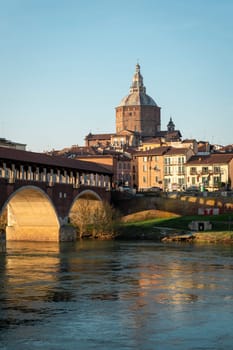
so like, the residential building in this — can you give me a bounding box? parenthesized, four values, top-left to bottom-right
(114, 153, 132, 187)
(163, 147, 194, 191)
(138, 137, 163, 151)
(186, 153, 233, 191)
(133, 147, 170, 190)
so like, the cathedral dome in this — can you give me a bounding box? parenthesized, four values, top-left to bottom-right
(119, 92, 157, 106)
(118, 64, 158, 107)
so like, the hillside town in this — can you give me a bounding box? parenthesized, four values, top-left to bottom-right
(1, 64, 233, 192)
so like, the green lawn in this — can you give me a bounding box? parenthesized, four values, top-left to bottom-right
(122, 213, 233, 232)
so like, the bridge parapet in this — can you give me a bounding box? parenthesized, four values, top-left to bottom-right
(0, 163, 111, 190)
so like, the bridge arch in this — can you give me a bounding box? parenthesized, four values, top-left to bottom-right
(68, 189, 104, 237)
(68, 189, 103, 218)
(71, 189, 103, 203)
(5, 186, 60, 241)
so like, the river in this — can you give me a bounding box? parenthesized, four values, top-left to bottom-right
(0, 240, 233, 350)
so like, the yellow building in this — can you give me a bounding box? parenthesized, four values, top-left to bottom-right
(186, 153, 233, 191)
(163, 148, 194, 191)
(133, 147, 169, 190)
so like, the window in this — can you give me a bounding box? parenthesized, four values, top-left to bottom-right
(178, 157, 185, 164)
(143, 165, 147, 172)
(213, 176, 220, 185)
(202, 167, 208, 174)
(190, 167, 197, 175)
(178, 178, 184, 185)
(143, 157, 147, 162)
(164, 158, 170, 165)
(164, 166, 171, 175)
(178, 166, 184, 175)
(143, 176, 147, 183)
(214, 166, 221, 174)
(202, 176, 209, 185)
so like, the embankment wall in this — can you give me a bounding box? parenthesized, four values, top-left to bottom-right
(112, 193, 233, 216)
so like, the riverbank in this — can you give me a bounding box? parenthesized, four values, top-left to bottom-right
(118, 210, 233, 243)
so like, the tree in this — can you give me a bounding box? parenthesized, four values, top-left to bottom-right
(70, 199, 120, 239)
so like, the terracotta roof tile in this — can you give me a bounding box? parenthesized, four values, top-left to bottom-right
(187, 153, 233, 165)
(85, 133, 114, 140)
(165, 148, 191, 155)
(133, 146, 170, 156)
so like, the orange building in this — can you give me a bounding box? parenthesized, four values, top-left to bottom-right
(133, 147, 170, 190)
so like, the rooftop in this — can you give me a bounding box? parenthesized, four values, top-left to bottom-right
(187, 153, 233, 165)
(0, 147, 112, 175)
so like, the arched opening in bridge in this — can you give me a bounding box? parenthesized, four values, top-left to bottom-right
(69, 189, 115, 239)
(5, 186, 60, 241)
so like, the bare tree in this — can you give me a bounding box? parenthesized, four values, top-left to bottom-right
(70, 199, 120, 239)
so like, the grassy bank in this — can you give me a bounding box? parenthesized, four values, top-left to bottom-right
(118, 210, 233, 242)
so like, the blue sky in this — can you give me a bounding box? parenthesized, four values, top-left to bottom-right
(0, 0, 232, 152)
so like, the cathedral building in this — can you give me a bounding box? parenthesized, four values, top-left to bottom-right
(85, 64, 164, 148)
(115, 63, 161, 138)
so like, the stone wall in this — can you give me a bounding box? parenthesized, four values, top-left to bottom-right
(112, 192, 233, 216)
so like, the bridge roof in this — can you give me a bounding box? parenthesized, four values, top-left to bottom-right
(0, 147, 112, 175)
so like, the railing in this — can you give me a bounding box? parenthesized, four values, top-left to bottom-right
(0, 165, 111, 190)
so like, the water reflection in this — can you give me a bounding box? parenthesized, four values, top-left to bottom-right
(0, 240, 233, 349)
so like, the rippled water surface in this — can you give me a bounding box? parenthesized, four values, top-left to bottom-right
(0, 240, 233, 350)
